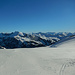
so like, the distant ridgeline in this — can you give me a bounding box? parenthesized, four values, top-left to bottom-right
(0, 31, 75, 49)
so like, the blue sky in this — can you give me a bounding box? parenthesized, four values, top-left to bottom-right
(0, 0, 75, 33)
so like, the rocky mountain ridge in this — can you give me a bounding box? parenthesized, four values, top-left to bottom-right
(0, 31, 75, 49)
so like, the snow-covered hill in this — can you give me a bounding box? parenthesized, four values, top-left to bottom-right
(50, 35, 75, 48)
(0, 31, 75, 49)
(0, 36, 75, 75)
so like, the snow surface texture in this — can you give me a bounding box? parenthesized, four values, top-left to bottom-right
(0, 36, 75, 75)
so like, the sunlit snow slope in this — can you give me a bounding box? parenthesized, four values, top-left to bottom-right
(0, 36, 75, 75)
(50, 36, 75, 48)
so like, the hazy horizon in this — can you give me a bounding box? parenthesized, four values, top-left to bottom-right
(0, 31, 75, 34)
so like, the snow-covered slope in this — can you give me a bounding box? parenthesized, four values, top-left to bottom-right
(0, 37, 75, 75)
(50, 35, 75, 48)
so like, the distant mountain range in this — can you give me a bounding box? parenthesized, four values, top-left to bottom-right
(0, 31, 75, 49)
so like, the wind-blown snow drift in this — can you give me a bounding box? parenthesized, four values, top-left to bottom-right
(0, 36, 75, 75)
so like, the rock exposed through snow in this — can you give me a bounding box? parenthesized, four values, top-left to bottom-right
(0, 31, 75, 49)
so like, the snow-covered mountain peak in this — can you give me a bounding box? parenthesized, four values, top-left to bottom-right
(10, 31, 25, 37)
(0, 31, 75, 49)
